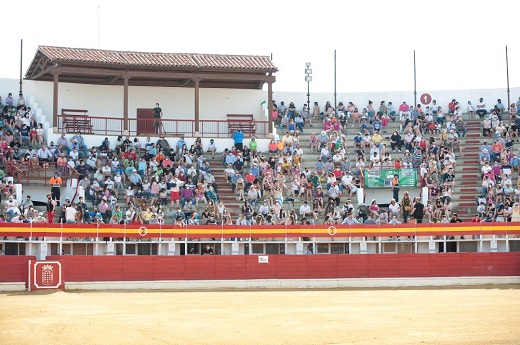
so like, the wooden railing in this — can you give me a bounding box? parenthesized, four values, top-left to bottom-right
(57, 115, 270, 138)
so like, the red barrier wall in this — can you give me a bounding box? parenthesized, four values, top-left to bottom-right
(0, 256, 36, 283)
(44, 253, 520, 282)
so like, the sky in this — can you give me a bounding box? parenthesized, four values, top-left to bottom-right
(3, 0, 520, 94)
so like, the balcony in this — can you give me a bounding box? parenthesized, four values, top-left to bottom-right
(57, 115, 270, 138)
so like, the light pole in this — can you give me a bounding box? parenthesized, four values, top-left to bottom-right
(305, 62, 312, 111)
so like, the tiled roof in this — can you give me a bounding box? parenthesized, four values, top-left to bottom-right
(37, 46, 277, 71)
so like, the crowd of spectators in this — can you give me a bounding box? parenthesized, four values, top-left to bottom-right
(477, 96, 520, 223)
(3, 92, 520, 227)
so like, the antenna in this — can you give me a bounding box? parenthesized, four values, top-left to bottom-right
(97, 5, 101, 49)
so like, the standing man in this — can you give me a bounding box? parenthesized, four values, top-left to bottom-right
(153, 103, 163, 135)
(49, 172, 62, 205)
(46, 194, 56, 224)
(233, 128, 244, 152)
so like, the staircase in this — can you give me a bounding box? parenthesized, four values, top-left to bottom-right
(453, 119, 485, 217)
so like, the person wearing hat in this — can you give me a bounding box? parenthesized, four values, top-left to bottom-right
(129, 169, 142, 188)
(317, 131, 328, 148)
(5, 195, 20, 222)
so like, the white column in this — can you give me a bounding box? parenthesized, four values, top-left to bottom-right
(14, 184, 23, 204)
(422, 187, 428, 206)
(356, 187, 364, 204)
(77, 186, 85, 200)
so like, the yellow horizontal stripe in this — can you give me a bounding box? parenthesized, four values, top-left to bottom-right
(0, 225, 518, 236)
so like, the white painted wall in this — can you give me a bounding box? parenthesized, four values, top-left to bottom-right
(0, 78, 268, 122)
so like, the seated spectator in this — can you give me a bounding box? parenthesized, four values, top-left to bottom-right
(476, 97, 487, 119)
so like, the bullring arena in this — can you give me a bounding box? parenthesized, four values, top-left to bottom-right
(2, 22, 520, 344)
(1, 287, 519, 344)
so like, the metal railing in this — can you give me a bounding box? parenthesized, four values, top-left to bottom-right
(7, 160, 79, 187)
(57, 115, 270, 138)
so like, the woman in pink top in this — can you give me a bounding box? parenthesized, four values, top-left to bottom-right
(150, 177, 160, 205)
(369, 199, 380, 218)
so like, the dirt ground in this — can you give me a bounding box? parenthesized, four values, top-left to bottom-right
(0, 286, 519, 345)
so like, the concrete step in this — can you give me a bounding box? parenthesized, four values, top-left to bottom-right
(460, 188, 478, 193)
(459, 202, 476, 207)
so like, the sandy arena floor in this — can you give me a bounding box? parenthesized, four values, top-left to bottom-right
(0, 286, 519, 345)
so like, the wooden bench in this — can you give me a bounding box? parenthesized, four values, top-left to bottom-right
(61, 109, 93, 134)
(227, 114, 256, 137)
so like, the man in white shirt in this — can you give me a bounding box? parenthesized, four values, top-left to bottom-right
(65, 203, 77, 223)
(299, 201, 312, 218)
(5, 196, 21, 222)
(207, 139, 217, 158)
(332, 152, 343, 164)
(481, 161, 492, 175)
(481, 176, 494, 195)
(388, 199, 401, 218)
(70, 147, 80, 161)
(37, 144, 53, 162)
(258, 202, 270, 217)
(341, 173, 353, 193)
(476, 97, 487, 119)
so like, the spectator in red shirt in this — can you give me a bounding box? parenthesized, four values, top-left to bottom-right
(490, 140, 503, 163)
(448, 99, 457, 114)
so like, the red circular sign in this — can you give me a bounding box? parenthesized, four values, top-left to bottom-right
(420, 93, 432, 105)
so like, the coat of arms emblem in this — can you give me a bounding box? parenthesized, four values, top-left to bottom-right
(41, 264, 54, 286)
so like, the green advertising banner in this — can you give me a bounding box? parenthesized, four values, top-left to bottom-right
(363, 168, 418, 188)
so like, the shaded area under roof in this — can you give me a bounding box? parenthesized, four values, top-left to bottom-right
(25, 46, 277, 89)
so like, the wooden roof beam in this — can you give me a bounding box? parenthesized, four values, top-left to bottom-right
(53, 66, 272, 82)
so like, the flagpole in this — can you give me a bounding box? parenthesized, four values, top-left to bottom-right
(334, 49, 337, 111)
(506, 45, 511, 108)
(19, 39, 23, 95)
(413, 50, 417, 108)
